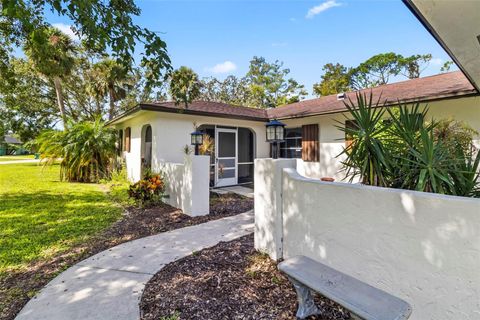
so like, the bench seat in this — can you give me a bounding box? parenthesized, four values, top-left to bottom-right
(279, 255, 412, 320)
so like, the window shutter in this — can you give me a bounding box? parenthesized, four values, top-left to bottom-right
(301, 124, 319, 162)
(345, 120, 358, 149)
(124, 127, 131, 152)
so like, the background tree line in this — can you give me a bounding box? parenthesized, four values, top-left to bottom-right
(312, 53, 454, 96)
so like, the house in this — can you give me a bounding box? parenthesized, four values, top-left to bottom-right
(108, 70, 480, 186)
(0, 135, 24, 155)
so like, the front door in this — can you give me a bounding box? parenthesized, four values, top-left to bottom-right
(215, 128, 237, 187)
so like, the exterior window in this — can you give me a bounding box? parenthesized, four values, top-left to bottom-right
(143, 125, 152, 169)
(118, 130, 124, 155)
(124, 127, 131, 152)
(280, 128, 302, 159)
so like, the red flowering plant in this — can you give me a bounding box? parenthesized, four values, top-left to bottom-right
(128, 171, 166, 207)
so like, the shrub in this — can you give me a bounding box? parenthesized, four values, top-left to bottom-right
(336, 92, 391, 186)
(35, 118, 116, 182)
(128, 172, 166, 206)
(339, 93, 480, 197)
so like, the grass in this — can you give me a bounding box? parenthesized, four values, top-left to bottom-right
(0, 162, 122, 274)
(0, 155, 35, 162)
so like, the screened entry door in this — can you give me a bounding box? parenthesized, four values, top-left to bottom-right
(215, 128, 237, 187)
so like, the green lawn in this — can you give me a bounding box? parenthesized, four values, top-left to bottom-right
(0, 155, 35, 162)
(0, 162, 122, 274)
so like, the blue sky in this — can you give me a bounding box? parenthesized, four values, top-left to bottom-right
(47, 0, 455, 97)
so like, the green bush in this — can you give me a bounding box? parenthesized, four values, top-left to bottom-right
(35, 119, 116, 183)
(128, 172, 166, 207)
(339, 93, 480, 197)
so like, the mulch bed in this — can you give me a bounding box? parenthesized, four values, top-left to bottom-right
(140, 234, 351, 320)
(0, 192, 253, 320)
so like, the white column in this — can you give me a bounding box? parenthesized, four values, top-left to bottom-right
(183, 155, 210, 216)
(254, 158, 296, 260)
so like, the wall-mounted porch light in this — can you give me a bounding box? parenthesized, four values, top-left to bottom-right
(190, 130, 203, 155)
(265, 119, 285, 159)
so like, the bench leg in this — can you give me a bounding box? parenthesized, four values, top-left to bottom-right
(289, 277, 321, 319)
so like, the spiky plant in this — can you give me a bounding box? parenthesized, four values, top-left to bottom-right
(35, 119, 116, 182)
(336, 92, 391, 186)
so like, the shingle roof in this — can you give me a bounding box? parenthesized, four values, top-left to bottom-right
(4, 135, 22, 144)
(108, 71, 477, 125)
(267, 71, 477, 119)
(140, 101, 268, 121)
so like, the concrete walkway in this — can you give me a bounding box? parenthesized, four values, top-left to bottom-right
(16, 211, 254, 320)
(212, 185, 254, 198)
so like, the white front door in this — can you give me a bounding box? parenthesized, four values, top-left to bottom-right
(215, 128, 237, 187)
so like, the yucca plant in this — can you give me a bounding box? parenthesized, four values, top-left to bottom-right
(338, 94, 480, 197)
(399, 127, 453, 194)
(336, 92, 391, 186)
(35, 119, 116, 182)
(450, 145, 480, 197)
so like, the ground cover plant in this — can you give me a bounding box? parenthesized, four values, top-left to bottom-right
(338, 92, 480, 197)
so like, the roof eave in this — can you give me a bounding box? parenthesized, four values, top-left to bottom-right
(106, 103, 269, 126)
(272, 90, 479, 120)
(402, 0, 480, 93)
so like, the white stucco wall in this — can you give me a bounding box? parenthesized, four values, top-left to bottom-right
(277, 167, 480, 320)
(254, 158, 296, 260)
(281, 95, 480, 181)
(116, 95, 479, 184)
(116, 110, 270, 182)
(281, 113, 348, 182)
(161, 155, 210, 216)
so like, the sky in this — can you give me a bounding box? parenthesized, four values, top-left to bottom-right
(46, 0, 456, 97)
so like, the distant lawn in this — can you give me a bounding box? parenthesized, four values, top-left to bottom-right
(0, 155, 35, 162)
(0, 162, 122, 273)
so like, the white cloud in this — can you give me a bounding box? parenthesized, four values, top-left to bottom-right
(206, 61, 237, 74)
(52, 23, 79, 40)
(306, 0, 342, 19)
(430, 58, 443, 65)
(289, 17, 297, 22)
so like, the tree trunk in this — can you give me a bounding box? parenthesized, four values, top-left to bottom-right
(53, 76, 67, 128)
(108, 86, 116, 120)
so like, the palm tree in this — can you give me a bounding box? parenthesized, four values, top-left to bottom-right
(169, 66, 201, 108)
(89, 58, 130, 120)
(24, 27, 76, 127)
(36, 118, 116, 182)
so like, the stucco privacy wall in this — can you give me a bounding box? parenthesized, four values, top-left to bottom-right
(254, 158, 296, 260)
(255, 158, 480, 319)
(160, 156, 210, 216)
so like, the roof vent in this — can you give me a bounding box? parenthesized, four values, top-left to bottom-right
(337, 93, 347, 100)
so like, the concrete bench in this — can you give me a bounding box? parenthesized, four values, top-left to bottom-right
(278, 256, 412, 320)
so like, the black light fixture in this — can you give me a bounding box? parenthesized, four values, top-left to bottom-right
(190, 130, 203, 155)
(265, 119, 285, 159)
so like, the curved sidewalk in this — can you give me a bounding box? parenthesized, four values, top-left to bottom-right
(16, 211, 254, 320)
